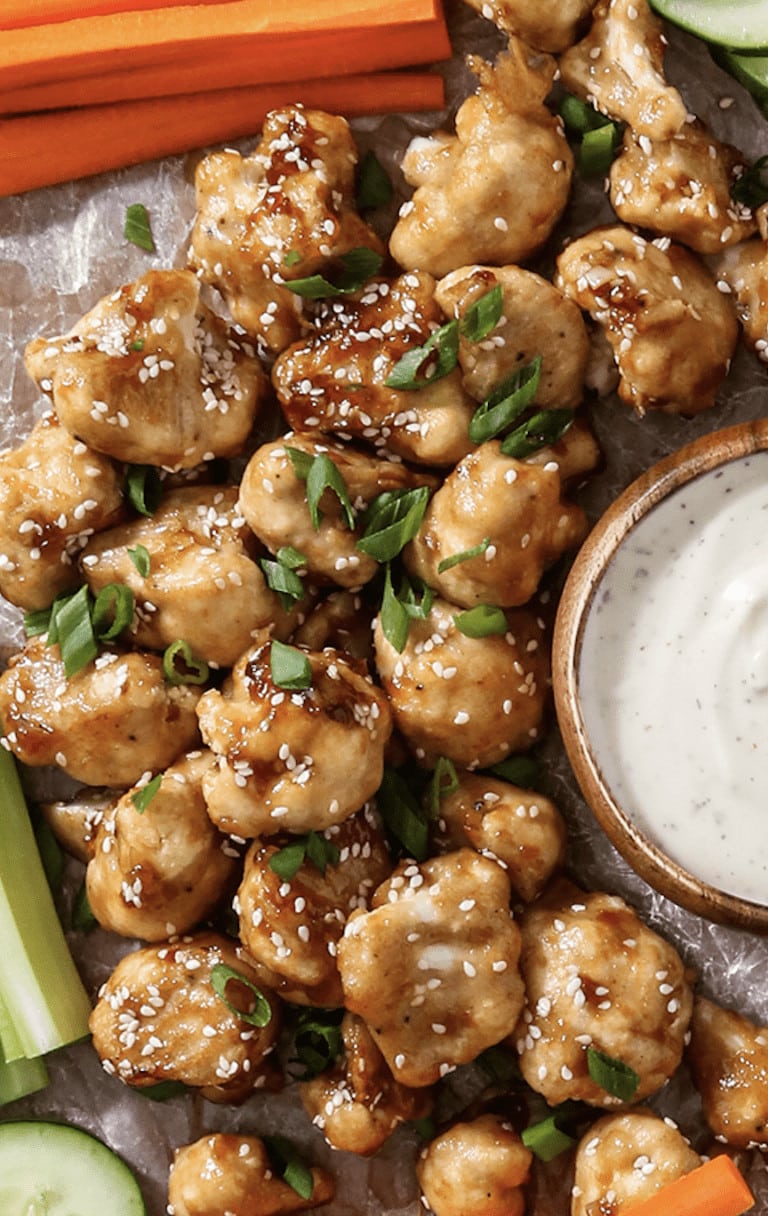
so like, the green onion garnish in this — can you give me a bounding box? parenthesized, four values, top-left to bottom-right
(269, 831, 340, 881)
(131, 773, 162, 814)
(487, 755, 542, 788)
(125, 464, 162, 517)
(270, 639, 312, 691)
(283, 248, 383, 299)
(292, 1007, 344, 1079)
(52, 585, 98, 677)
(124, 202, 155, 252)
(162, 639, 209, 686)
(379, 565, 433, 653)
(385, 320, 460, 391)
(356, 150, 393, 210)
(263, 1136, 314, 1201)
(127, 544, 151, 577)
(732, 155, 768, 208)
(586, 1047, 640, 1102)
(286, 448, 355, 531)
(356, 486, 430, 562)
(437, 537, 491, 574)
(377, 767, 429, 860)
(259, 557, 305, 612)
(427, 756, 459, 817)
(459, 282, 504, 343)
(276, 545, 308, 569)
(210, 962, 272, 1028)
(453, 604, 507, 639)
(579, 121, 623, 176)
(283, 249, 302, 268)
(499, 409, 575, 460)
(522, 1113, 578, 1161)
(23, 605, 53, 638)
(91, 583, 134, 642)
(138, 1080, 189, 1102)
(468, 356, 542, 445)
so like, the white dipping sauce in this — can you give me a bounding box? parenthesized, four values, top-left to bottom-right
(579, 452, 768, 905)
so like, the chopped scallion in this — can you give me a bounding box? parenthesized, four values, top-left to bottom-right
(377, 767, 429, 860)
(499, 409, 575, 460)
(125, 464, 162, 517)
(286, 448, 355, 531)
(259, 556, 305, 611)
(453, 603, 507, 638)
(487, 754, 542, 789)
(210, 963, 272, 1028)
(284, 247, 383, 298)
(269, 831, 340, 881)
(162, 639, 209, 686)
(263, 1136, 314, 1201)
(356, 486, 430, 562)
(356, 150, 393, 210)
(52, 585, 97, 677)
(270, 639, 312, 691)
(459, 282, 504, 343)
(427, 756, 459, 817)
(385, 320, 459, 390)
(127, 544, 151, 577)
(124, 202, 155, 252)
(437, 537, 490, 573)
(586, 1047, 640, 1101)
(732, 155, 768, 208)
(91, 583, 134, 642)
(131, 773, 162, 814)
(522, 1113, 578, 1162)
(468, 356, 542, 445)
(291, 1007, 344, 1079)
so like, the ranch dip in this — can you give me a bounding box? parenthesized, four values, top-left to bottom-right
(578, 451, 768, 905)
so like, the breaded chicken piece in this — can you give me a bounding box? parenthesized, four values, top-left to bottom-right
(339, 850, 526, 1087)
(301, 1012, 432, 1155)
(718, 236, 768, 363)
(40, 786, 112, 864)
(86, 751, 237, 941)
(189, 105, 384, 355)
(236, 807, 392, 1007)
(434, 264, 590, 410)
(389, 41, 573, 278)
(433, 772, 567, 902)
(514, 880, 694, 1109)
(292, 590, 374, 661)
(0, 412, 124, 612)
(89, 931, 282, 1103)
(417, 1113, 533, 1216)
(556, 225, 738, 414)
(80, 485, 302, 668)
(403, 441, 588, 609)
(272, 273, 476, 467)
(559, 0, 687, 140)
(688, 996, 768, 1149)
(610, 121, 756, 254)
(460, 0, 595, 52)
(168, 1133, 334, 1216)
(25, 270, 267, 471)
(197, 639, 392, 837)
(0, 636, 201, 787)
(374, 596, 549, 769)
(571, 1110, 701, 1216)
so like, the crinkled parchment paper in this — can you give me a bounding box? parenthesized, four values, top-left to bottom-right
(1, 3, 768, 1213)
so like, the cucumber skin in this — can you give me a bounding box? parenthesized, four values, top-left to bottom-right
(649, 0, 768, 51)
(0, 1120, 147, 1215)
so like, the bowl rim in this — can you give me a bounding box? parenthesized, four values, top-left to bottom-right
(553, 418, 768, 933)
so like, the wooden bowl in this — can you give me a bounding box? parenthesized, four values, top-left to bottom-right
(553, 419, 768, 933)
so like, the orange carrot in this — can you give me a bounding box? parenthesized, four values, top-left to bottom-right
(0, 0, 450, 91)
(622, 1156, 754, 1216)
(0, 71, 446, 197)
(0, 0, 230, 31)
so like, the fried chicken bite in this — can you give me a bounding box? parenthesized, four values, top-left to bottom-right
(24, 270, 267, 471)
(403, 441, 588, 609)
(434, 264, 590, 410)
(236, 807, 393, 1007)
(688, 996, 768, 1149)
(292, 590, 374, 661)
(338, 850, 526, 1087)
(86, 751, 237, 942)
(718, 237, 768, 363)
(271, 273, 476, 466)
(556, 225, 738, 414)
(0, 412, 124, 612)
(40, 786, 112, 864)
(0, 636, 201, 787)
(196, 639, 392, 837)
(609, 121, 756, 254)
(80, 485, 302, 668)
(168, 1133, 334, 1216)
(189, 104, 384, 355)
(373, 596, 549, 769)
(558, 0, 687, 140)
(514, 881, 694, 1109)
(89, 931, 282, 1102)
(461, 0, 595, 52)
(301, 1012, 432, 1155)
(571, 1110, 701, 1216)
(238, 433, 435, 590)
(389, 42, 573, 278)
(417, 1113, 533, 1216)
(433, 772, 567, 902)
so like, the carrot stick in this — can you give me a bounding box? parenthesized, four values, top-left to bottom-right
(0, 0, 449, 90)
(0, 17, 450, 113)
(0, 0, 231, 31)
(622, 1156, 754, 1216)
(0, 72, 446, 197)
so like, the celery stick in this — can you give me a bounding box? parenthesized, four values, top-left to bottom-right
(0, 1042, 48, 1107)
(0, 746, 92, 1059)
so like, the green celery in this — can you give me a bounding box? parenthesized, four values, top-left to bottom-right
(0, 1038, 48, 1107)
(0, 746, 91, 1060)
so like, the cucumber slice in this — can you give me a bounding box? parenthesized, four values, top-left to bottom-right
(649, 0, 768, 51)
(0, 1121, 146, 1215)
(717, 47, 768, 99)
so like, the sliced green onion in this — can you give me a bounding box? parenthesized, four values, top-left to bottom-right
(380, 565, 433, 653)
(385, 320, 460, 390)
(269, 831, 340, 881)
(284, 248, 383, 299)
(459, 282, 504, 343)
(453, 603, 507, 638)
(138, 1080, 189, 1102)
(124, 202, 155, 252)
(522, 1113, 578, 1162)
(305, 830, 341, 875)
(283, 249, 302, 268)
(427, 756, 459, 817)
(91, 583, 134, 642)
(125, 464, 162, 517)
(356, 150, 393, 210)
(71, 881, 97, 933)
(377, 767, 429, 860)
(487, 755, 542, 788)
(263, 1136, 314, 1201)
(131, 773, 162, 814)
(579, 122, 623, 176)
(127, 544, 150, 577)
(259, 557, 305, 611)
(130, 339, 145, 352)
(356, 486, 431, 562)
(559, 94, 609, 135)
(23, 606, 52, 638)
(437, 537, 491, 574)
(468, 356, 542, 445)
(276, 545, 308, 570)
(499, 409, 575, 460)
(52, 585, 97, 677)
(270, 639, 312, 691)
(732, 155, 768, 208)
(286, 448, 355, 531)
(162, 639, 209, 686)
(210, 962, 272, 1028)
(292, 1007, 344, 1079)
(586, 1047, 640, 1102)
